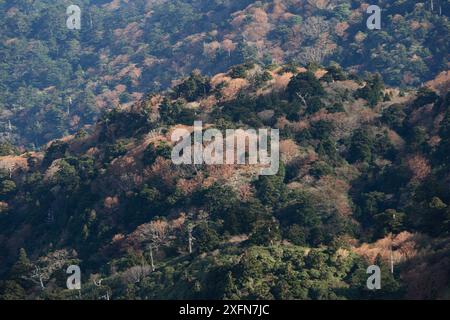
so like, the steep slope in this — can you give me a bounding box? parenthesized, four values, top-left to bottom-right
(0, 63, 449, 299)
(0, 0, 449, 146)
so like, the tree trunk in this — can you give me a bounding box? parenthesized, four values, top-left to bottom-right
(296, 93, 308, 109)
(149, 245, 155, 271)
(39, 275, 45, 290)
(188, 229, 193, 254)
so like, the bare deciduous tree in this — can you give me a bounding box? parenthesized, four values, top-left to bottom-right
(301, 16, 330, 41)
(122, 265, 152, 284)
(132, 220, 173, 271)
(25, 250, 74, 290)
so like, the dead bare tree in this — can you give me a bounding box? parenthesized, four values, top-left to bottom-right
(122, 265, 152, 284)
(298, 46, 329, 65)
(296, 92, 309, 109)
(187, 223, 195, 254)
(93, 278, 111, 300)
(30, 265, 45, 290)
(301, 16, 330, 41)
(24, 250, 72, 290)
(133, 220, 172, 271)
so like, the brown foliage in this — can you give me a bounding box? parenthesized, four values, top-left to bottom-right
(129, 220, 172, 250)
(425, 71, 450, 95)
(407, 154, 431, 183)
(104, 196, 120, 210)
(280, 139, 300, 163)
(354, 232, 420, 265)
(335, 22, 349, 37)
(313, 176, 352, 216)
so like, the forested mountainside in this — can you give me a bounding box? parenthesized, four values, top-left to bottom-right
(0, 62, 449, 299)
(0, 0, 449, 146)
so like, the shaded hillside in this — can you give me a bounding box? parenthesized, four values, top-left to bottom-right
(0, 0, 449, 146)
(0, 63, 449, 299)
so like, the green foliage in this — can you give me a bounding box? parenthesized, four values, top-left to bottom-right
(10, 248, 32, 280)
(413, 87, 439, 107)
(253, 70, 273, 88)
(229, 64, 251, 79)
(437, 110, 450, 164)
(317, 137, 340, 164)
(0, 57, 448, 300)
(202, 183, 238, 217)
(0, 0, 447, 147)
(193, 223, 221, 253)
(382, 104, 406, 130)
(0, 180, 16, 196)
(305, 96, 326, 115)
(310, 120, 334, 140)
(143, 142, 172, 165)
(355, 74, 385, 107)
(287, 71, 325, 102)
(323, 65, 347, 82)
(373, 209, 406, 237)
(348, 258, 404, 300)
(284, 224, 307, 246)
(254, 163, 287, 208)
(0, 142, 18, 156)
(223, 200, 269, 235)
(248, 220, 281, 246)
(174, 72, 211, 102)
(348, 129, 373, 163)
(159, 99, 196, 125)
(0, 280, 26, 300)
(104, 141, 128, 163)
(310, 161, 334, 178)
(42, 140, 69, 167)
(327, 102, 345, 113)
(53, 160, 79, 189)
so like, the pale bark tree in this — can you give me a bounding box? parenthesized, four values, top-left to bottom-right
(122, 265, 152, 284)
(296, 92, 309, 109)
(188, 223, 195, 254)
(222, 39, 236, 57)
(25, 250, 73, 290)
(133, 220, 172, 271)
(301, 16, 330, 41)
(93, 277, 110, 300)
(298, 46, 329, 65)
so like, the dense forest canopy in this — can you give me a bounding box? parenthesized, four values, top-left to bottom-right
(0, 0, 449, 301)
(0, 57, 449, 299)
(0, 0, 449, 146)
